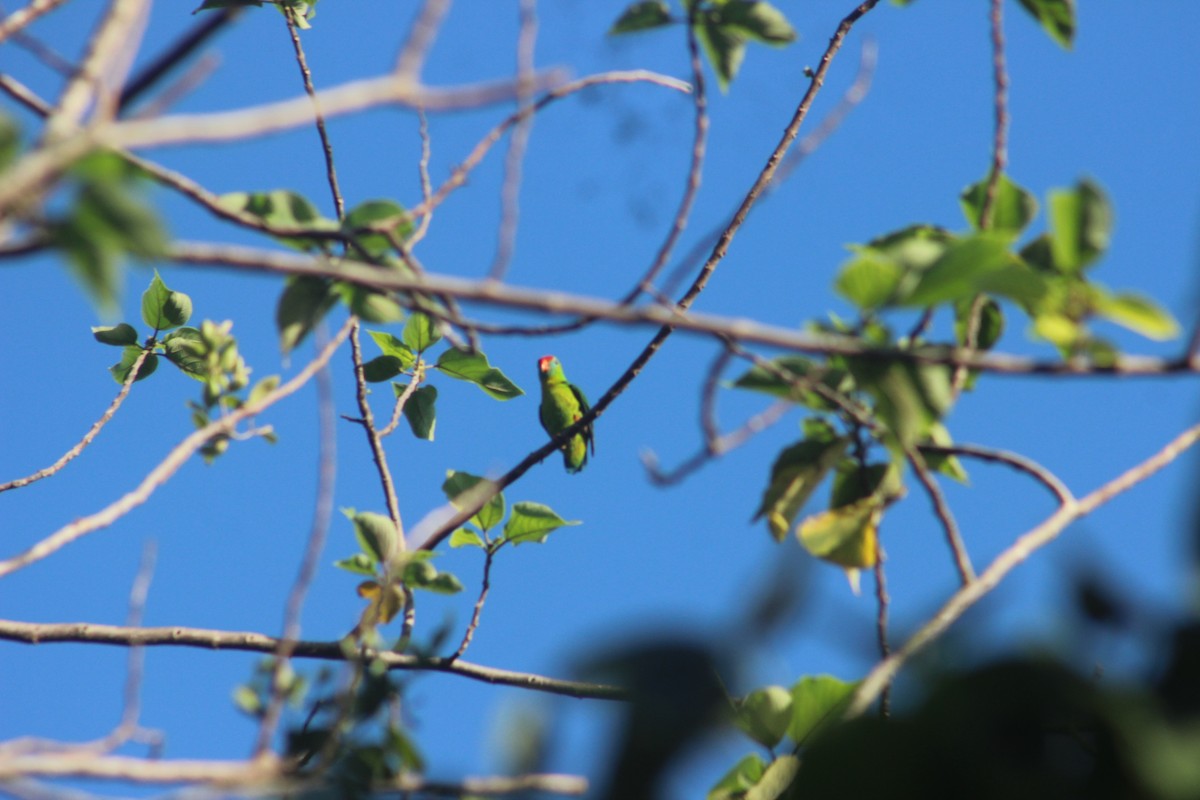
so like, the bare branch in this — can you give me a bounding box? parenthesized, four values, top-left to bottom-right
(166, 242, 1200, 379)
(0, 0, 71, 46)
(906, 446, 975, 584)
(0, 347, 149, 494)
(922, 442, 1074, 506)
(0, 618, 627, 701)
(847, 420, 1200, 717)
(450, 546, 495, 661)
(118, 6, 242, 112)
(41, 0, 150, 140)
(394, 0, 453, 78)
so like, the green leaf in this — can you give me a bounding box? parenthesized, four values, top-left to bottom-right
(735, 686, 794, 749)
(449, 528, 486, 549)
(847, 358, 953, 451)
(797, 497, 881, 593)
(954, 296, 1004, 351)
(1016, 0, 1075, 49)
(696, 14, 746, 92)
(745, 755, 801, 800)
(92, 323, 139, 347)
(109, 346, 157, 384)
(196, 0, 264, 10)
(345, 509, 398, 564)
(960, 172, 1038, 236)
(442, 471, 505, 533)
(610, 1, 671, 34)
(342, 199, 413, 258)
(835, 251, 902, 310)
(337, 282, 405, 324)
(232, 684, 263, 716)
(395, 383, 437, 440)
(900, 234, 1016, 308)
(787, 675, 861, 744)
(1047, 179, 1112, 273)
(435, 348, 524, 400)
(334, 553, 378, 576)
(1093, 290, 1179, 341)
(368, 331, 417, 371)
(502, 502, 581, 545)
(829, 461, 900, 509)
(1032, 312, 1081, 347)
(217, 189, 336, 251)
(363, 355, 406, 383)
(401, 312, 440, 353)
(403, 561, 463, 595)
(276, 276, 335, 355)
(0, 115, 20, 170)
(708, 754, 767, 800)
(718, 1, 797, 46)
(140, 271, 192, 331)
(754, 434, 849, 542)
(730, 356, 849, 410)
(160, 326, 207, 380)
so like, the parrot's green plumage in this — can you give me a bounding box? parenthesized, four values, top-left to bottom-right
(538, 355, 594, 474)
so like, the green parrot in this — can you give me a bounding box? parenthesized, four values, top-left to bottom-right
(538, 355, 594, 473)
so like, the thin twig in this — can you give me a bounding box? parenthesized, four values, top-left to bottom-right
(347, 324, 405, 552)
(413, 70, 691, 219)
(0, 0, 71, 46)
(449, 547, 495, 661)
(978, 0, 1009, 230)
(117, 6, 241, 112)
(921, 442, 1073, 505)
(0, 619, 627, 700)
(0, 347, 149, 493)
(906, 446, 975, 584)
(0, 319, 354, 580)
(283, 5, 344, 220)
(847, 420, 1200, 717)
(253, 327, 339, 758)
(409, 107, 435, 247)
(643, 400, 790, 486)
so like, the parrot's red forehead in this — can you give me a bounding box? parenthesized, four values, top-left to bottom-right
(538, 355, 556, 372)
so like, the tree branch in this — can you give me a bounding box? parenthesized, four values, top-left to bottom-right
(847, 420, 1200, 717)
(0, 618, 626, 701)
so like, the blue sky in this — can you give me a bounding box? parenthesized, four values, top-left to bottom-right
(2, 1, 1199, 796)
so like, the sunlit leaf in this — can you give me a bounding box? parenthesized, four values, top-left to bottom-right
(787, 674, 861, 744)
(342, 199, 413, 258)
(735, 686, 793, 749)
(368, 331, 417, 371)
(109, 346, 157, 384)
(960, 173, 1038, 236)
(402, 312, 440, 353)
(708, 754, 767, 800)
(435, 348, 523, 400)
(449, 528, 485, 549)
(141, 271, 192, 331)
(502, 502, 580, 545)
(718, 1, 797, 46)
(754, 434, 849, 542)
(796, 497, 882, 593)
(1093, 290, 1180, 341)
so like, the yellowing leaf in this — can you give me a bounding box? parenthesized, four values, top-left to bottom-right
(797, 497, 882, 594)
